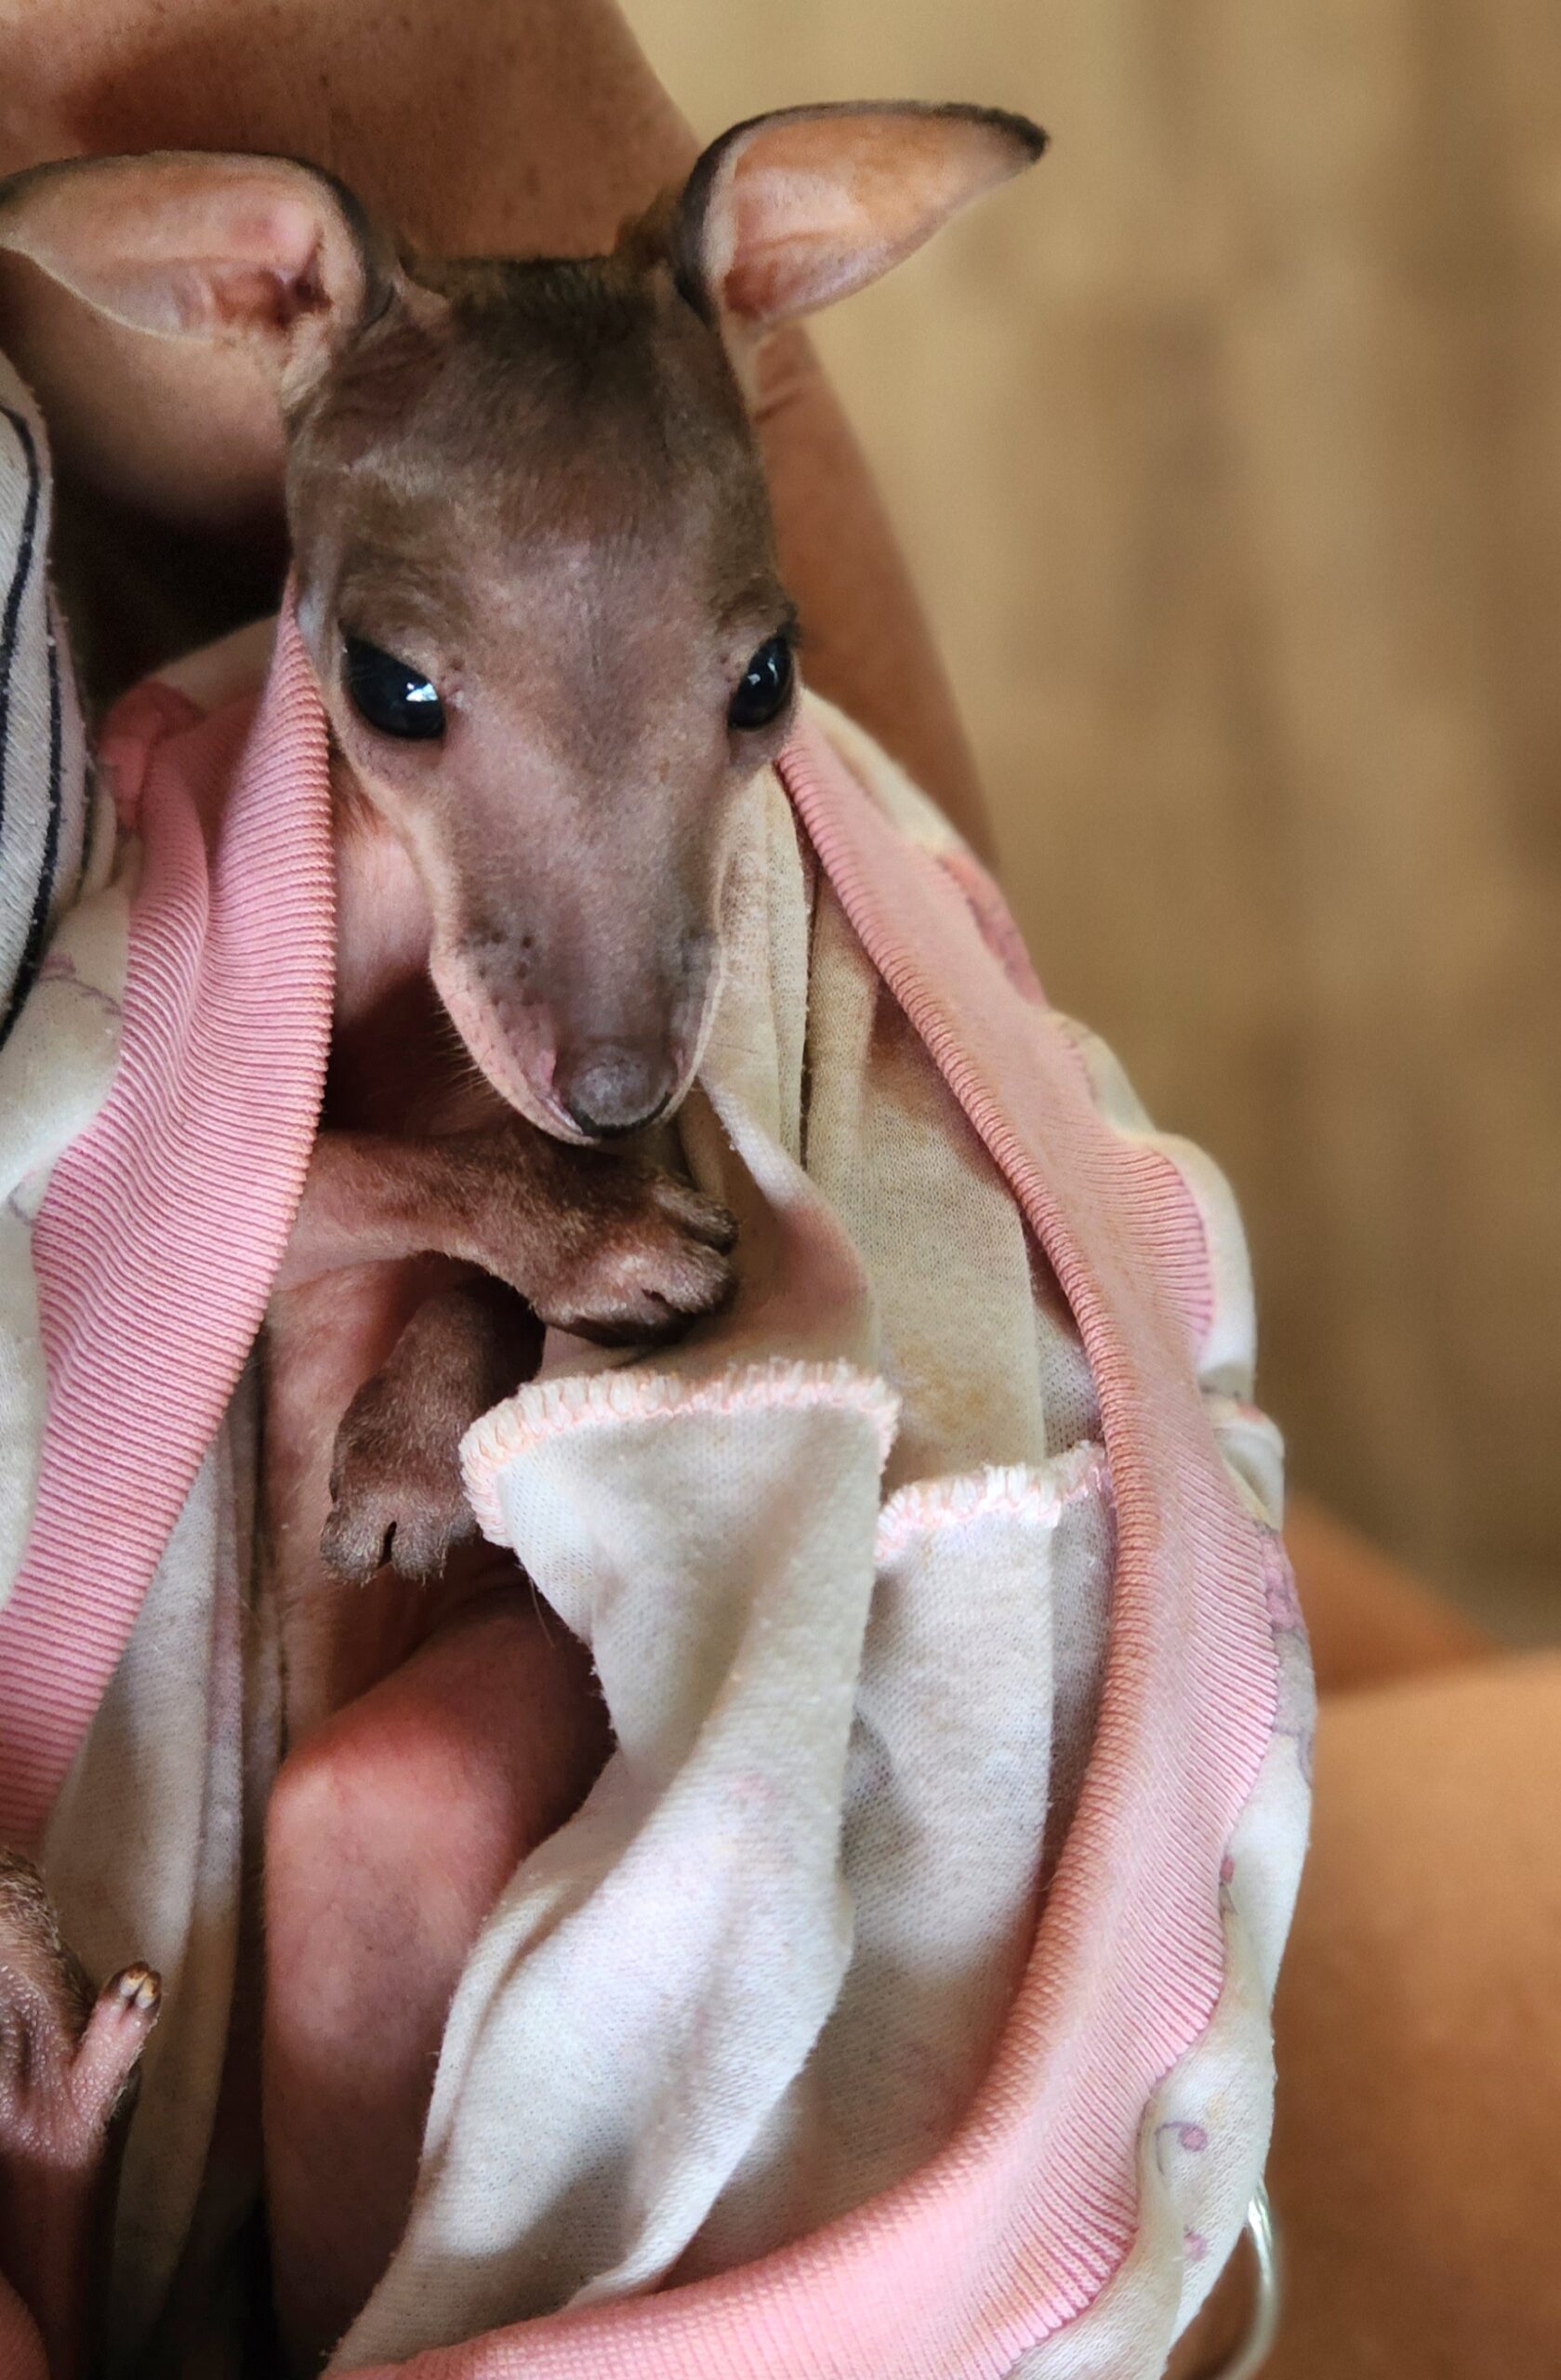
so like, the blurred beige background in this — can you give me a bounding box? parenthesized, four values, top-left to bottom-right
(629, 0, 1561, 1640)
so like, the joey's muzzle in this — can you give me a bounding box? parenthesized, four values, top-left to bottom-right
(430, 930, 713, 1146)
(555, 1040, 679, 1140)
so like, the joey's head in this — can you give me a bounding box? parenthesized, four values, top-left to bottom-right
(284, 240, 796, 1138)
(0, 107, 1044, 1139)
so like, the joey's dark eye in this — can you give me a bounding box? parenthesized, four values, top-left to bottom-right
(342, 635, 446, 741)
(728, 633, 795, 733)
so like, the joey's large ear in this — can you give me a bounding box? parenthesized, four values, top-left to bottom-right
(671, 102, 1045, 334)
(0, 151, 399, 401)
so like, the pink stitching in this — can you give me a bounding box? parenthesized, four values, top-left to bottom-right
(874, 1447, 1110, 1566)
(462, 1356, 901, 1540)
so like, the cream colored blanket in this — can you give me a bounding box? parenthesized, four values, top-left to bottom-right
(1, 377, 1307, 2378)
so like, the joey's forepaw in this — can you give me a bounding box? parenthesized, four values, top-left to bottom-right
(323, 1369, 477, 1586)
(531, 1170, 737, 1343)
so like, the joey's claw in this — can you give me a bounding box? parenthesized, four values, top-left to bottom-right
(109, 1965, 161, 2016)
(319, 1503, 397, 1588)
(71, 1967, 162, 2122)
(650, 1177, 739, 1252)
(323, 1476, 474, 1586)
(454, 1123, 737, 1332)
(533, 1234, 735, 1342)
(388, 1505, 470, 1582)
(324, 1280, 540, 1581)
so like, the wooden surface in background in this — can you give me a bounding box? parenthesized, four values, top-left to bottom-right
(631, 0, 1561, 1635)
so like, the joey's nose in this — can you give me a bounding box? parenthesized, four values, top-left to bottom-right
(557, 1042, 678, 1139)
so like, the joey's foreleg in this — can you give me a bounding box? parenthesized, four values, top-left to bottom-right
(277, 1124, 734, 1338)
(322, 1270, 543, 1584)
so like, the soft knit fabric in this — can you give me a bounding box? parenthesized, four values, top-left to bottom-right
(0, 628, 333, 1847)
(0, 522, 1309, 2373)
(0, 363, 94, 1042)
(0, 530, 329, 2360)
(337, 705, 1308, 2378)
(0, 361, 120, 1636)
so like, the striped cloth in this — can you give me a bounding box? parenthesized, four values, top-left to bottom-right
(0, 357, 93, 1039)
(0, 355, 125, 1645)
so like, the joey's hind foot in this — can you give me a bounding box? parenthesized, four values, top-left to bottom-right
(0, 1858, 158, 2154)
(0, 1854, 158, 2380)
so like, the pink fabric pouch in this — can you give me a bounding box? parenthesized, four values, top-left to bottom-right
(0, 621, 1310, 2380)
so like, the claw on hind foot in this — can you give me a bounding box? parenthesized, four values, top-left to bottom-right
(110, 1965, 161, 2016)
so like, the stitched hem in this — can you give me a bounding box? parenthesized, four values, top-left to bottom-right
(874, 1445, 1110, 1567)
(462, 1355, 901, 1541)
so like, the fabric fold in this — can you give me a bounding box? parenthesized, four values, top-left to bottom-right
(337, 712, 1302, 2380)
(0, 466, 1306, 2374)
(0, 614, 333, 1847)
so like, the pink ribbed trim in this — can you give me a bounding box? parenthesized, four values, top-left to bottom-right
(936, 845, 1049, 1009)
(463, 1357, 899, 1540)
(0, 612, 333, 1846)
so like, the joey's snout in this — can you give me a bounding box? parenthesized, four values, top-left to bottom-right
(431, 911, 720, 1146)
(554, 1041, 679, 1139)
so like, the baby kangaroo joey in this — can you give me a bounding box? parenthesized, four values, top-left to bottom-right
(0, 102, 1044, 1712)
